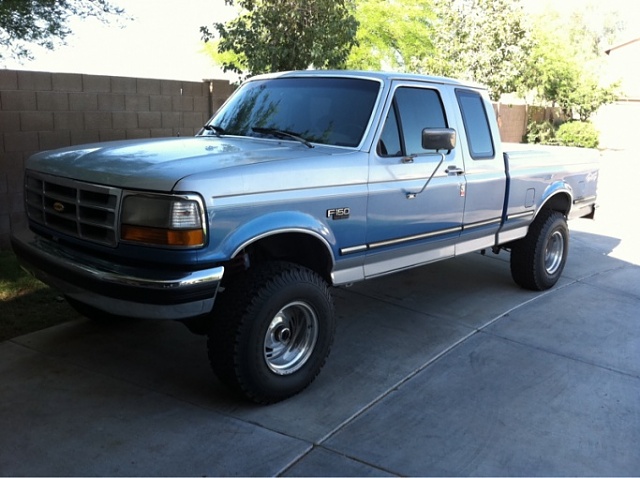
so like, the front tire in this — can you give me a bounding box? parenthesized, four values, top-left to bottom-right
(207, 262, 335, 404)
(510, 210, 569, 291)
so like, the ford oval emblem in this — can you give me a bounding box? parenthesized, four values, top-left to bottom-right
(53, 202, 65, 213)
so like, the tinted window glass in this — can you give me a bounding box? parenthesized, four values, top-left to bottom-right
(456, 90, 495, 159)
(396, 87, 447, 155)
(379, 87, 447, 157)
(378, 105, 402, 156)
(209, 77, 380, 147)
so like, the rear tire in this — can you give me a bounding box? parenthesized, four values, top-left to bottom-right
(207, 261, 335, 404)
(510, 210, 569, 291)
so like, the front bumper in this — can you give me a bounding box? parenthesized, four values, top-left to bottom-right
(10, 226, 224, 320)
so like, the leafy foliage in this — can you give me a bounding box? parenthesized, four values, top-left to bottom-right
(201, 0, 358, 78)
(526, 120, 556, 145)
(421, 0, 533, 101)
(526, 120, 600, 149)
(0, 0, 124, 62)
(564, 78, 619, 122)
(518, 5, 621, 121)
(555, 121, 600, 149)
(345, 0, 435, 71)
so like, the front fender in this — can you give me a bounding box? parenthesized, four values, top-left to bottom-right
(219, 211, 337, 263)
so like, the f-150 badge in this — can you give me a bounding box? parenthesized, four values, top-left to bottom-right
(326, 207, 350, 220)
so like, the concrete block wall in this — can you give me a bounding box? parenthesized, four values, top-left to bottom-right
(0, 69, 234, 248)
(1, 69, 536, 250)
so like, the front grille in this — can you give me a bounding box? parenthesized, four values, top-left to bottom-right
(25, 171, 121, 247)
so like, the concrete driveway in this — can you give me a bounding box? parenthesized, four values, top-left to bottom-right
(1, 150, 638, 476)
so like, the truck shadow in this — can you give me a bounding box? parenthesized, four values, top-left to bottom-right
(4, 226, 637, 441)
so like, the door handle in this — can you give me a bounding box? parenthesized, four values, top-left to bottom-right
(447, 166, 464, 176)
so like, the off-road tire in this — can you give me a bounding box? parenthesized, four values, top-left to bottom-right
(207, 261, 335, 404)
(510, 210, 569, 291)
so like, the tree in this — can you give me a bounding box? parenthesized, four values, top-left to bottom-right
(520, 6, 621, 121)
(0, 0, 124, 62)
(346, 0, 435, 72)
(421, 0, 533, 101)
(201, 0, 358, 78)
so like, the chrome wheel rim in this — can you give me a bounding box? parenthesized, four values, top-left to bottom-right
(264, 301, 318, 375)
(545, 230, 565, 275)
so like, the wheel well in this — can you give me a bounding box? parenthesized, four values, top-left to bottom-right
(230, 232, 333, 283)
(541, 192, 571, 216)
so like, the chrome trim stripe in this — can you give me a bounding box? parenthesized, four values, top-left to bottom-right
(370, 226, 461, 249)
(340, 226, 462, 255)
(232, 227, 335, 266)
(462, 217, 502, 230)
(341, 244, 368, 255)
(507, 210, 535, 221)
(573, 195, 597, 205)
(340, 216, 511, 256)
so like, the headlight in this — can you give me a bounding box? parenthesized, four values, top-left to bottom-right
(120, 193, 205, 247)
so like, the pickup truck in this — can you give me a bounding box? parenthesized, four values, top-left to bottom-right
(11, 70, 599, 403)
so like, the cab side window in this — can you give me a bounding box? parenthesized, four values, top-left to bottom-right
(456, 89, 495, 159)
(378, 87, 447, 157)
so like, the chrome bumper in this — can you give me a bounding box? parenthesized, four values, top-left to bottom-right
(10, 226, 224, 320)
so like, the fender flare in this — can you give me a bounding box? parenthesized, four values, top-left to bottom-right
(219, 211, 337, 266)
(537, 180, 573, 218)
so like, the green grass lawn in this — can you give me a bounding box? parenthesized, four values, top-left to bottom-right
(0, 250, 81, 342)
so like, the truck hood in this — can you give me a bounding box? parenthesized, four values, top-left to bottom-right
(27, 136, 333, 191)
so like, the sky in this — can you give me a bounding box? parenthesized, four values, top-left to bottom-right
(2, 0, 237, 81)
(2, 0, 640, 83)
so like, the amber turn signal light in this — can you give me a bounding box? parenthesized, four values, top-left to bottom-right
(121, 225, 204, 247)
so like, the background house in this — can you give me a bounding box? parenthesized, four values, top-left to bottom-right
(605, 37, 640, 100)
(593, 35, 640, 150)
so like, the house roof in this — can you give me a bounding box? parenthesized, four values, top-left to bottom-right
(605, 36, 640, 55)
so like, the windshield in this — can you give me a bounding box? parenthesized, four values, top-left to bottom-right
(204, 77, 381, 147)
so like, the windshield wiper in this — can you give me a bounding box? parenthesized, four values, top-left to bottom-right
(251, 127, 314, 148)
(202, 124, 226, 136)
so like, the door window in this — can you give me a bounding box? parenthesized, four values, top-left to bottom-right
(378, 87, 447, 157)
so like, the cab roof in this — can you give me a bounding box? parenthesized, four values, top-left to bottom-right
(247, 69, 487, 91)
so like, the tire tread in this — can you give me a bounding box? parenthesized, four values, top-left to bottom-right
(510, 210, 568, 291)
(207, 261, 335, 403)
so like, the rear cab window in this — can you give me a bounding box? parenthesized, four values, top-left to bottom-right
(455, 89, 495, 160)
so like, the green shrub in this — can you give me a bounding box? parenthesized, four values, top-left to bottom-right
(554, 121, 599, 148)
(525, 120, 556, 144)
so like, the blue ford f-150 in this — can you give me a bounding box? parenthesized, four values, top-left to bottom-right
(11, 71, 599, 403)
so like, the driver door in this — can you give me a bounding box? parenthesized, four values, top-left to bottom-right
(364, 83, 466, 278)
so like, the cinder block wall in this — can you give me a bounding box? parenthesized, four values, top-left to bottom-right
(0, 69, 234, 248)
(1, 69, 533, 250)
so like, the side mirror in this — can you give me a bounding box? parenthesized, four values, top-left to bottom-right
(422, 128, 456, 152)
